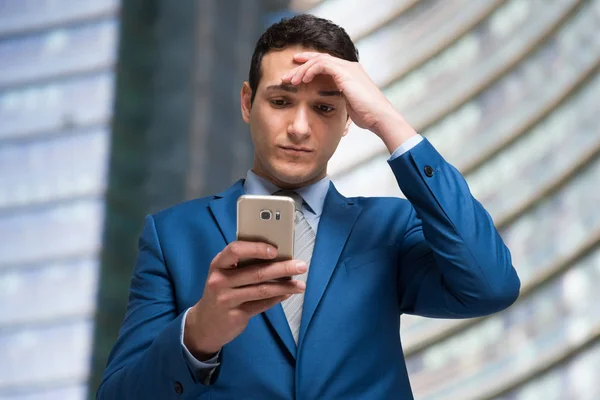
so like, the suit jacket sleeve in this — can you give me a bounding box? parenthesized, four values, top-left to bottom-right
(96, 215, 211, 399)
(389, 138, 520, 318)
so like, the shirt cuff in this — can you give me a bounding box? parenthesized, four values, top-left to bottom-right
(181, 308, 221, 376)
(388, 134, 424, 161)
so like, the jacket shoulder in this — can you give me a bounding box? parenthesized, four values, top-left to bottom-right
(151, 195, 215, 224)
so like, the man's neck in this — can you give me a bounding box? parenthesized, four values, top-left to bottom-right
(250, 168, 327, 190)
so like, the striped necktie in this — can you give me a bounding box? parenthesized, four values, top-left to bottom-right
(275, 190, 316, 344)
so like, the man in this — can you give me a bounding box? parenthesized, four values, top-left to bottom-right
(97, 14, 520, 399)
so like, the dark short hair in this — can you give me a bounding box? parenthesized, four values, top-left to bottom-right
(248, 14, 359, 104)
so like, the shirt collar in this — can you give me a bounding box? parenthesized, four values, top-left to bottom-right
(243, 169, 330, 216)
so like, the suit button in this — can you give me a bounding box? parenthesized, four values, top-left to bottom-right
(174, 381, 183, 394)
(424, 165, 434, 177)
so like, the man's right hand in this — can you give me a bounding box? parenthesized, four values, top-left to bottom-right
(183, 241, 307, 360)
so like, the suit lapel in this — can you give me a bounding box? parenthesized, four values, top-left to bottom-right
(208, 180, 297, 361)
(208, 180, 243, 245)
(298, 182, 362, 350)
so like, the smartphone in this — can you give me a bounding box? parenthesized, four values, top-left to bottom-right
(236, 195, 295, 269)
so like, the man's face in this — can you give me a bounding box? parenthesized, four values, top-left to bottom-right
(241, 45, 351, 189)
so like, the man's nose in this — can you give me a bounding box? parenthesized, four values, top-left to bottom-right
(288, 106, 311, 138)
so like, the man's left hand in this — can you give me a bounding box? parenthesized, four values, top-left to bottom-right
(281, 52, 417, 147)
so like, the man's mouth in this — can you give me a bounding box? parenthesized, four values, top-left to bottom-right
(279, 146, 313, 153)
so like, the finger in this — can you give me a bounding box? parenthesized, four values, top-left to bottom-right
(282, 54, 340, 82)
(282, 59, 313, 83)
(212, 241, 277, 270)
(290, 58, 320, 85)
(281, 66, 299, 82)
(227, 259, 308, 288)
(290, 57, 343, 85)
(292, 52, 325, 62)
(239, 294, 293, 317)
(230, 280, 305, 307)
(302, 61, 339, 84)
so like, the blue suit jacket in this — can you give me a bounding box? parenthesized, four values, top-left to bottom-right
(97, 139, 520, 399)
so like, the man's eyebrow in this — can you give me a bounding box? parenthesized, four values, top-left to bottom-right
(318, 90, 342, 97)
(265, 84, 342, 97)
(266, 84, 298, 93)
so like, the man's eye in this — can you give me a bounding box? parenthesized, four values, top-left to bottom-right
(271, 99, 287, 107)
(317, 105, 335, 113)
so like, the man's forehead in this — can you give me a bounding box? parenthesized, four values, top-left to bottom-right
(261, 46, 331, 74)
(262, 48, 304, 74)
(262, 45, 315, 65)
(260, 48, 338, 92)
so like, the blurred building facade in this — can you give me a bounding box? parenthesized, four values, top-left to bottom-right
(0, 1, 119, 399)
(0, 0, 598, 399)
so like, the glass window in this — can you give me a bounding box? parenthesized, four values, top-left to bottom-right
(466, 72, 600, 219)
(359, 0, 492, 87)
(427, 1, 600, 173)
(310, 0, 421, 41)
(502, 342, 600, 399)
(332, 153, 403, 198)
(0, 385, 87, 400)
(0, 73, 114, 140)
(0, 259, 98, 326)
(0, 320, 93, 388)
(0, 199, 104, 267)
(502, 158, 600, 283)
(386, 0, 577, 124)
(0, 129, 110, 208)
(0, 0, 118, 35)
(0, 20, 118, 86)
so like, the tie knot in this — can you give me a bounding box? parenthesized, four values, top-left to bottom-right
(274, 190, 303, 212)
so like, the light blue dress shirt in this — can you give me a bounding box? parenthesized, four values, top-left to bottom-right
(181, 134, 424, 382)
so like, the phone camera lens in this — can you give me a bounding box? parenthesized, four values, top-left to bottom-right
(260, 210, 272, 220)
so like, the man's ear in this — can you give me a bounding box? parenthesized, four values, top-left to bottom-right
(342, 114, 352, 137)
(240, 82, 252, 124)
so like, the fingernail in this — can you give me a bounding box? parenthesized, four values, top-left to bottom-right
(296, 261, 307, 273)
(296, 280, 306, 290)
(267, 246, 276, 257)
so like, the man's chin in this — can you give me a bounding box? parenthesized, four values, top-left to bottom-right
(270, 165, 322, 187)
